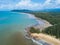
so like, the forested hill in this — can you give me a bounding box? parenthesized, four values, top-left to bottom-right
(31, 12, 60, 39)
(42, 23, 60, 38)
(31, 12, 60, 25)
(11, 9, 34, 13)
(11, 8, 60, 13)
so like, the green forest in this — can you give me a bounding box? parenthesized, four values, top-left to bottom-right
(30, 12, 60, 39)
(31, 12, 60, 25)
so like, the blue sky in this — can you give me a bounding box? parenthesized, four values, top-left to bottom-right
(0, 0, 60, 10)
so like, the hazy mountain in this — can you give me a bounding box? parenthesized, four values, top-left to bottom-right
(11, 9, 34, 13)
(38, 8, 60, 12)
(11, 8, 60, 13)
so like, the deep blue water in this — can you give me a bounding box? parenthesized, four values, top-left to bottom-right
(0, 11, 37, 45)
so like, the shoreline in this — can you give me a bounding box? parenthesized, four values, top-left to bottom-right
(22, 13, 54, 45)
(20, 12, 52, 30)
(31, 33, 60, 45)
(22, 13, 60, 45)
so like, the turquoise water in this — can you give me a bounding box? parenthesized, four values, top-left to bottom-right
(0, 11, 37, 45)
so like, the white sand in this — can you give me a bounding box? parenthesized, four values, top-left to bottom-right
(31, 33, 60, 45)
(20, 12, 52, 30)
(20, 13, 60, 45)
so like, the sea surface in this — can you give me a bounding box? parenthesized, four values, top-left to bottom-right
(0, 11, 38, 45)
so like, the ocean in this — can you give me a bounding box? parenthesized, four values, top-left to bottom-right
(0, 11, 37, 45)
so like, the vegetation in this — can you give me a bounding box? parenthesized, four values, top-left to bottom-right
(30, 27, 40, 33)
(31, 12, 60, 25)
(30, 12, 60, 39)
(11, 9, 33, 13)
(42, 24, 60, 38)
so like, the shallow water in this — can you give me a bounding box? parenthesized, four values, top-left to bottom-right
(0, 11, 37, 45)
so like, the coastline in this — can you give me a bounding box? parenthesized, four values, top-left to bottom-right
(20, 12, 52, 30)
(31, 33, 60, 45)
(21, 13, 53, 45)
(22, 13, 60, 45)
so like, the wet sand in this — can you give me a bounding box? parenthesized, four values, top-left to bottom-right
(31, 33, 60, 45)
(24, 13, 60, 45)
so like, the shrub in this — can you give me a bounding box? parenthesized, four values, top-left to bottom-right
(30, 27, 40, 33)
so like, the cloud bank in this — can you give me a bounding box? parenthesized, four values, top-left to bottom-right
(0, 0, 60, 10)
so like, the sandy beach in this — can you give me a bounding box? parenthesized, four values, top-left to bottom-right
(21, 12, 52, 29)
(24, 13, 60, 45)
(31, 33, 60, 45)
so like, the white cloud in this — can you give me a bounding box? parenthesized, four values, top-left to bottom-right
(15, 0, 42, 10)
(44, 0, 51, 5)
(15, 0, 60, 10)
(42, 0, 60, 9)
(0, 0, 60, 10)
(0, 4, 16, 10)
(56, 0, 60, 4)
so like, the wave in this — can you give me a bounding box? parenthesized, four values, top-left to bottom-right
(31, 38, 53, 45)
(25, 34, 52, 45)
(31, 38, 43, 45)
(27, 14, 36, 19)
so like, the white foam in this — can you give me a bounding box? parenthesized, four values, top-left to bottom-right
(27, 14, 36, 19)
(31, 39, 43, 45)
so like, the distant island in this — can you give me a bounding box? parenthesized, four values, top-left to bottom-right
(11, 9, 34, 13)
(11, 8, 60, 12)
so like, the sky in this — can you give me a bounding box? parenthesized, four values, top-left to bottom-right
(0, 0, 60, 10)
